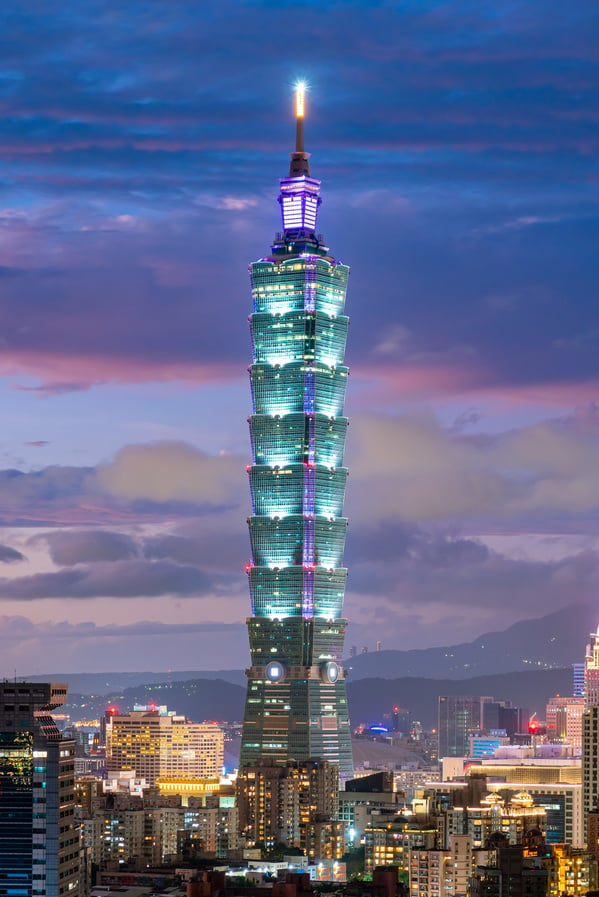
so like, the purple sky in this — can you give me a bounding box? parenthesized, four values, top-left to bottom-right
(0, 0, 598, 674)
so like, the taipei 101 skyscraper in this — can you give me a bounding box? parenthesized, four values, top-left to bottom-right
(239, 86, 353, 779)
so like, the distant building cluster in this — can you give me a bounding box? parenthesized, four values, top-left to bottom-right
(4, 626, 599, 896)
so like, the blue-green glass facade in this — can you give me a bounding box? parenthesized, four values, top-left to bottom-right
(239, 129, 353, 779)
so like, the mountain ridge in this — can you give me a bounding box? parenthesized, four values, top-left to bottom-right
(346, 603, 594, 681)
(27, 602, 594, 693)
(66, 667, 572, 731)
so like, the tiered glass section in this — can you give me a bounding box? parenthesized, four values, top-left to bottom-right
(239, 117, 353, 778)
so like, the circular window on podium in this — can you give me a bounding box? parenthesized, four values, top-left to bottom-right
(321, 661, 340, 684)
(265, 661, 286, 682)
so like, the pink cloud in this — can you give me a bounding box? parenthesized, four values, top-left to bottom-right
(351, 360, 599, 412)
(466, 380, 599, 410)
(2, 350, 240, 393)
(351, 361, 486, 403)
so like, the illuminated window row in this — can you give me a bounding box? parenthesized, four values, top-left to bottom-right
(249, 413, 348, 467)
(249, 567, 347, 619)
(248, 617, 313, 665)
(250, 311, 349, 367)
(249, 465, 347, 517)
(251, 260, 349, 317)
(249, 515, 347, 569)
(251, 363, 348, 417)
(312, 622, 347, 661)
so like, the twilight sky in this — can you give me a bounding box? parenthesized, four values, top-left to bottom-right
(0, 0, 598, 674)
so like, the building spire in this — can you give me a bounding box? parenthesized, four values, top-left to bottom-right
(289, 82, 310, 177)
(295, 82, 305, 152)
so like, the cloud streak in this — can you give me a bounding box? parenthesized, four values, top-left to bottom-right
(0, 559, 231, 601)
(0, 614, 245, 641)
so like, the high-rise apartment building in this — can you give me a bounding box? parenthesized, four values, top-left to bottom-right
(409, 835, 474, 897)
(239, 87, 352, 777)
(582, 627, 599, 845)
(546, 696, 584, 751)
(236, 757, 341, 858)
(106, 705, 223, 785)
(587, 809, 599, 865)
(80, 793, 238, 866)
(583, 705, 599, 844)
(574, 663, 585, 698)
(584, 627, 599, 709)
(0, 681, 79, 897)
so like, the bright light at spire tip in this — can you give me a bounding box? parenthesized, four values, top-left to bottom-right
(295, 81, 306, 118)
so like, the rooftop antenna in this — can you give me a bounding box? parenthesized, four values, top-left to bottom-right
(295, 81, 305, 153)
(289, 81, 310, 177)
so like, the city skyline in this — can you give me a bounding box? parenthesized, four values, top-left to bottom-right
(0, 1, 597, 674)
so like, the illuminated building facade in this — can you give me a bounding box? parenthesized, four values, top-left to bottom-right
(409, 835, 474, 897)
(548, 844, 597, 896)
(574, 663, 585, 698)
(0, 682, 79, 897)
(441, 792, 546, 848)
(239, 87, 352, 777)
(583, 628, 599, 845)
(364, 817, 438, 873)
(106, 705, 224, 786)
(425, 771, 583, 848)
(585, 627, 599, 709)
(583, 705, 599, 844)
(80, 789, 238, 866)
(545, 695, 584, 751)
(236, 757, 342, 858)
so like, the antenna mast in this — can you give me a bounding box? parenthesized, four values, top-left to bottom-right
(295, 82, 305, 152)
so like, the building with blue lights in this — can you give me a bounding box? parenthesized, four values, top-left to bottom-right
(239, 90, 353, 778)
